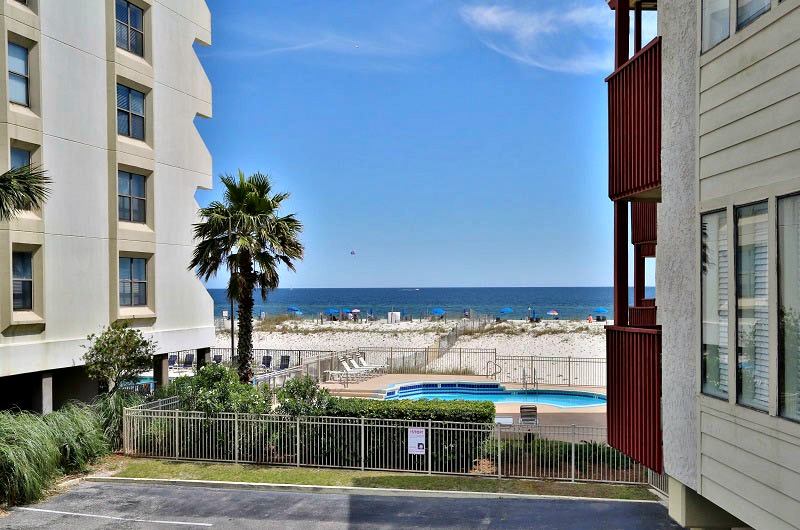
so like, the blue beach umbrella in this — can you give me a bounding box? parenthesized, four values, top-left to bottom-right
(296, 311, 303, 316)
(499, 307, 513, 314)
(430, 308, 445, 316)
(324, 308, 339, 315)
(287, 306, 300, 312)
(342, 308, 352, 313)
(594, 307, 609, 313)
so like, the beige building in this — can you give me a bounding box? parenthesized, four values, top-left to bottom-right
(0, 0, 214, 411)
(605, 0, 800, 529)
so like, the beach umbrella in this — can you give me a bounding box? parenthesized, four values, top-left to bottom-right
(547, 309, 559, 316)
(499, 307, 513, 314)
(287, 306, 300, 312)
(342, 308, 352, 313)
(324, 308, 338, 315)
(594, 307, 609, 313)
(351, 309, 361, 313)
(430, 308, 445, 316)
(296, 311, 303, 316)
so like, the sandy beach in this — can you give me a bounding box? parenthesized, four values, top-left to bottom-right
(214, 318, 608, 359)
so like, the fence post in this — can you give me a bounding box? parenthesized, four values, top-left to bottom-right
(173, 409, 179, 459)
(296, 417, 301, 467)
(234, 413, 240, 464)
(568, 357, 572, 387)
(427, 419, 432, 475)
(360, 417, 365, 471)
(571, 424, 576, 483)
(496, 425, 502, 478)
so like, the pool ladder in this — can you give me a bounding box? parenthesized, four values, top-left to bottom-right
(522, 368, 539, 392)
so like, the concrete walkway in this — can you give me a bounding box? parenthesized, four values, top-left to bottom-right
(3, 481, 684, 529)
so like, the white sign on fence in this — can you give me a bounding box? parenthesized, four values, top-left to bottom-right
(408, 427, 426, 455)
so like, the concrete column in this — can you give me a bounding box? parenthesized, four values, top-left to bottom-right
(153, 354, 169, 389)
(668, 478, 747, 530)
(38, 372, 53, 414)
(196, 347, 212, 369)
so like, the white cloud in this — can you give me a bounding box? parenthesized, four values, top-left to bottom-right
(460, 3, 616, 74)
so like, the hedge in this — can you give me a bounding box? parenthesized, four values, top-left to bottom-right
(324, 397, 495, 423)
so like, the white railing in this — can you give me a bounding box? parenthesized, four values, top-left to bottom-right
(123, 399, 648, 485)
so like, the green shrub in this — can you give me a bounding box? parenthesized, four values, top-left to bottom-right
(93, 390, 144, 450)
(276, 375, 331, 416)
(324, 398, 495, 423)
(170, 364, 273, 415)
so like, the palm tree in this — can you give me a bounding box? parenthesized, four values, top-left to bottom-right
(0, 165, 50, 221)
(190, 171, 304, 383)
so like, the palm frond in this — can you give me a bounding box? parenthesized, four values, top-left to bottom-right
(0, 165, 51, 221)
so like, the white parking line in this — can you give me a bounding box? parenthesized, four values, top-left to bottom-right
(15, 507, 213, 526)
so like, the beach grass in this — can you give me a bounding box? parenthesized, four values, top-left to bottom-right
(113, 459, 656, 501)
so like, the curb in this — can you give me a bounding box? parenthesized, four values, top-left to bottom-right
(86, 476, 659, 503)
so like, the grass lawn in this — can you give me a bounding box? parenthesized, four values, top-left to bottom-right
(113, 458, 657, 501)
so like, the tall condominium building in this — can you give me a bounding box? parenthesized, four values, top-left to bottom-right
(604, 0, 800, 529)
(0, 0, 214, 411)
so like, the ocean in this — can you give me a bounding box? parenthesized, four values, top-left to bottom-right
(207, 286, 655, 321)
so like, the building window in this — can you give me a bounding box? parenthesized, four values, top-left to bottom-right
(779, 195, 800, 421)
(12, 251, 33, 310)
(736, 202, 769, 411)
(118, 171, 146, 223)
(10, 147, 31, 169)
(115, 0, 144, 57)
(737, 0, 770, 29)
(702, 211, 729, 399)
(702, 0, 730, 52)
(119, 257, 146, 306)
(8, 42, 29, 106)
(116, 84, 145, 140)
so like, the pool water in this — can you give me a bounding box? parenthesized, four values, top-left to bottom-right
(382, 382, 605, 408)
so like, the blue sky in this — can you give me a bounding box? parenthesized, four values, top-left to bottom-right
(196, 1, 657, 289)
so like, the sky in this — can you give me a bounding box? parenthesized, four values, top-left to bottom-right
(196, 0, 657, 289)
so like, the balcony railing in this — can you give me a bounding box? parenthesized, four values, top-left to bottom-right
(606, 325, 662, 473)
(631, 202, 657, 245)
(628, 305, 657, 327)
(607, 37, 661, 201)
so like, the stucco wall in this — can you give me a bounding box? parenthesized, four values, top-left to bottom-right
(0, 1, 213, 378)
(658, 0, 699, 490)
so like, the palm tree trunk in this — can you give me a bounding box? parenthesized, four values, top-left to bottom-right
(237, 251, 255, 383)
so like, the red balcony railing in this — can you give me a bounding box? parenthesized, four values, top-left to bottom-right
(607, 37, 661, 201)
(607, 326, 662, 472)
(631, 202, 657, 244)
(628, 306, 657, 326)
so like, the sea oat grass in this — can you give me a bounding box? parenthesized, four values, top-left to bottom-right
(0, 410, 60, 505)
(44, 403, 109, 473)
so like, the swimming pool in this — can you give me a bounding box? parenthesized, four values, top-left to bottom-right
(382, 381, 606, 408)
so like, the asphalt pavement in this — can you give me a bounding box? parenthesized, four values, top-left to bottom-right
(2, 481, 685, 530)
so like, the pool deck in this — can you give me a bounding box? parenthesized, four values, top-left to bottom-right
(321, 374, 606, 428)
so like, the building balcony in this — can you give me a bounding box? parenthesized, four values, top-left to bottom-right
(606, 325, 662, 473)
(607, 37, 661, 202)
(628, 305, 657, 327)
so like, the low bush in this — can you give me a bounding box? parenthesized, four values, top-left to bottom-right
(275, 375, 331, 416)
(324, 397, 495, 424)
(167, 363, 273, 415)
(0, 404, 109, 506)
